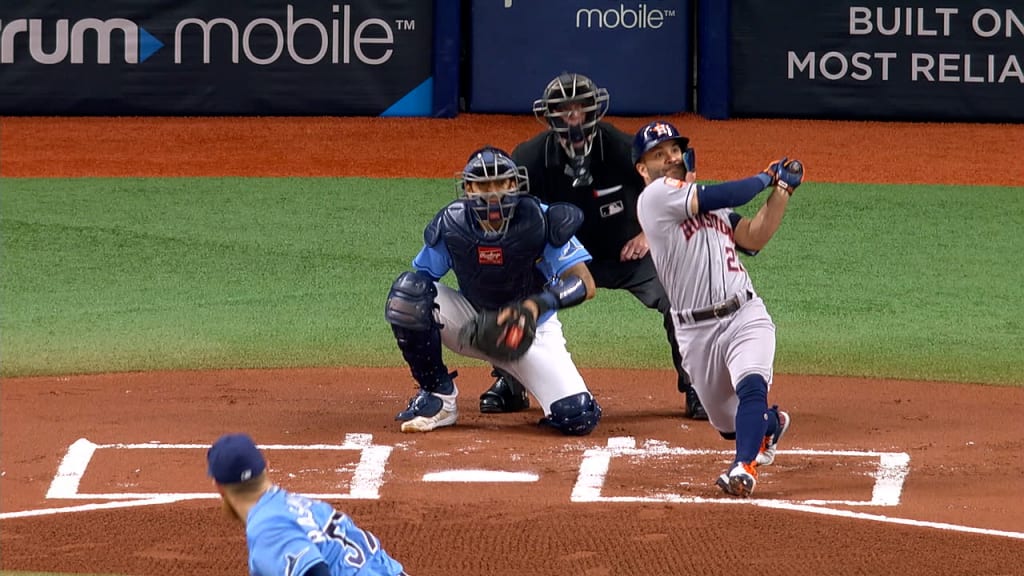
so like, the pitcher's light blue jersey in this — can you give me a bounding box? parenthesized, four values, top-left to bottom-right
(246, 486, 406, 576)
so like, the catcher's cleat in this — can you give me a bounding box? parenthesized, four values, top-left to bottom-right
(479, 369, 530, 413)
(716, 461, 758, 498)
(756, 408, 791, 466)
(684, 387, 708, 421)
(397, 386, 459, 433)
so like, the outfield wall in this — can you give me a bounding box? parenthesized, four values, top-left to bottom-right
(466, 0, 693, 115)
(0, 0, 1019, 120)
(0, 0, 459, 117)
(709, 0, 1023, 121)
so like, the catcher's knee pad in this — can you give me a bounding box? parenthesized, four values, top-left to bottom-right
(541, 392, 602, 436)
(385, 271, 438, 331)
(386, 271, 448, 389)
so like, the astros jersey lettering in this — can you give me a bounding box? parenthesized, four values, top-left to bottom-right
(246, 486, 405, 576)
(636, 176, 755, 312)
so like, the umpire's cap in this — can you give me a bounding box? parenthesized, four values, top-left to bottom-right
(207, 433, 266, 484)
(631, 121, 690, 164)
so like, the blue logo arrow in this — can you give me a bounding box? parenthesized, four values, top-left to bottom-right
(138, 27, 164, 62)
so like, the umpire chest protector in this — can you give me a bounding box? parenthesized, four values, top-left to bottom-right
(515, 123, 643, 262)
(426, 196, 558, 311)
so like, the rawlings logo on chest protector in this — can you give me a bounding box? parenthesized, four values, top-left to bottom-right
(477, 246, 504, 265)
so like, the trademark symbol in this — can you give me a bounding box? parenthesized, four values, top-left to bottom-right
(396, 19, 415, 31)
(665, 10, 676, 17)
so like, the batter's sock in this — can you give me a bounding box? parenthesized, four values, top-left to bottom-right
(734, 374, 770, 464)
(764, 405, 782, 438)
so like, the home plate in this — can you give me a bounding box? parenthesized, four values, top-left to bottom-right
(422, 470, 539, 482)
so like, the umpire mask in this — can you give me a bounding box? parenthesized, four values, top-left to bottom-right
(533, 72, 610, 162)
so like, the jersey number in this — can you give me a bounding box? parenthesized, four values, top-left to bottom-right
(725, 247, 746, 272)
(325, 512, 379, 568)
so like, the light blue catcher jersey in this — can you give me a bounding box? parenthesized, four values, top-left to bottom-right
(412, 202, 591, 324)
(246, 486, 405, 576)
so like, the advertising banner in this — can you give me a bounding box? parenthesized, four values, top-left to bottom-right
(469, 0, 691, 115)
(0, 1, 436, 115)
(729, 1, 1023, 121)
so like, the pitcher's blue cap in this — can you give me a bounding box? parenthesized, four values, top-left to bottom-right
(207, 433, 266, 484)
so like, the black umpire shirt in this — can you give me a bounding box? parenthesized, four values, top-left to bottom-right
(511, 122, 645, 265)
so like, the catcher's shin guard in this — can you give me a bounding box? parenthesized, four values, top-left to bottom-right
(539, 392, 602, 435)
(391, 325, 451, 393)
(386, 271, 451, 392)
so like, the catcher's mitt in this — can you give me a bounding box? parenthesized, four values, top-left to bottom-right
(459, 303, 537, 361)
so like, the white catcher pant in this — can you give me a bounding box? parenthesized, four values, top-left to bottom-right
(675, 296, 776, 433)
(433, 282, 591, 416)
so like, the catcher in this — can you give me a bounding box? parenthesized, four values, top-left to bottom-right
(384, 146, 602, 435)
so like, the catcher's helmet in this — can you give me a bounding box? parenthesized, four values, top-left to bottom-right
(631, 120, 690, 164)
(533, 72, 610, 158)
(457, 146, 529, 237)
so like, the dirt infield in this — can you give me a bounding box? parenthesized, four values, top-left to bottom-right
(2, 116, 1023, 576)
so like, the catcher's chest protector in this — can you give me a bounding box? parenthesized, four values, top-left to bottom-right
(442, 198, 548, 311)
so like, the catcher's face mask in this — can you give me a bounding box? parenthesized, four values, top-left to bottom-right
(456, 147, 529, 237)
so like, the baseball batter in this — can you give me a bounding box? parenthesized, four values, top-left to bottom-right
(384, 146, 603, 436)
(632, 121, 803, 497)
(207, 433, 408, 576)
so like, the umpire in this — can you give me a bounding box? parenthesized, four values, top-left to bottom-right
(478, 71, 707, 421)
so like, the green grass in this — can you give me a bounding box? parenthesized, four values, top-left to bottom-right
(1, 177, 1021, 385)
(735, 184, 1024, 384)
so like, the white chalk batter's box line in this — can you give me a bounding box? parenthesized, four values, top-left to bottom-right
(45, 434, 391, 502)
(34, 434, 903, 505)
(6, 434, 1024, 541)
(43, 435, 902, 506)
(573, 437, 909, 507)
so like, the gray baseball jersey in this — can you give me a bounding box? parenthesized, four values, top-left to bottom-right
(636, 176, 775, 430)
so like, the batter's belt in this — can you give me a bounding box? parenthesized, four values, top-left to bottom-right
(676, 290, 754, 324)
